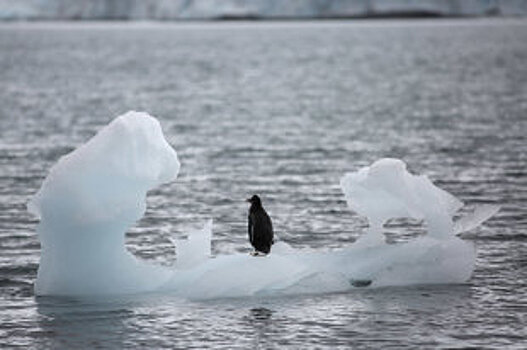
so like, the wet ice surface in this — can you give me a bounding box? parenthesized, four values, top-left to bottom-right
(1, 19, 526, 348)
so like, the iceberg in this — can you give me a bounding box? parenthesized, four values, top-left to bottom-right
(29, 111, 497, 298)
(28, 111, 179, 295)
(340, 158, 463, 244)
(2, 0, 526, 20)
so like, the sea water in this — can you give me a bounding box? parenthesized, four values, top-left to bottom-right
(1, 19, 526, 348)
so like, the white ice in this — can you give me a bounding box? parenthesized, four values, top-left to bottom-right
(29, 112, 498, 298)
(28, 111, 179, 295)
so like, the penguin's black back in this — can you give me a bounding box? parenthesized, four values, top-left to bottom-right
(248, 196, 274, 254)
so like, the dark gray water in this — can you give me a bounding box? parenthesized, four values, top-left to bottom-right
(1, 19, 526, 348)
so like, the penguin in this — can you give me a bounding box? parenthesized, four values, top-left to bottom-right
(246, 195, 274, 256)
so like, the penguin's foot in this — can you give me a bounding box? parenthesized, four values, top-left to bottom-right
(250, 251, 267, 257)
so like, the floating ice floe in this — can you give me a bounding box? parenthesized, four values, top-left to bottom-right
(28, 111, 498, 298)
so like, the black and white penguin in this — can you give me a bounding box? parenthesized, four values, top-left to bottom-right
(246, 194, 274, 256)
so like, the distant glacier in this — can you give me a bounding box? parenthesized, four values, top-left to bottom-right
(1, 0, 526, 20)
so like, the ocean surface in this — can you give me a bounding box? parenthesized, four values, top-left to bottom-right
(0, 19, 526, 349)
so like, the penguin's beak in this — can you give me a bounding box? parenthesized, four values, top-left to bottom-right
(246, 198, 251, 203)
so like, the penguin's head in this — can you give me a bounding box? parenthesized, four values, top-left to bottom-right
(246, 194, 261, 206)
